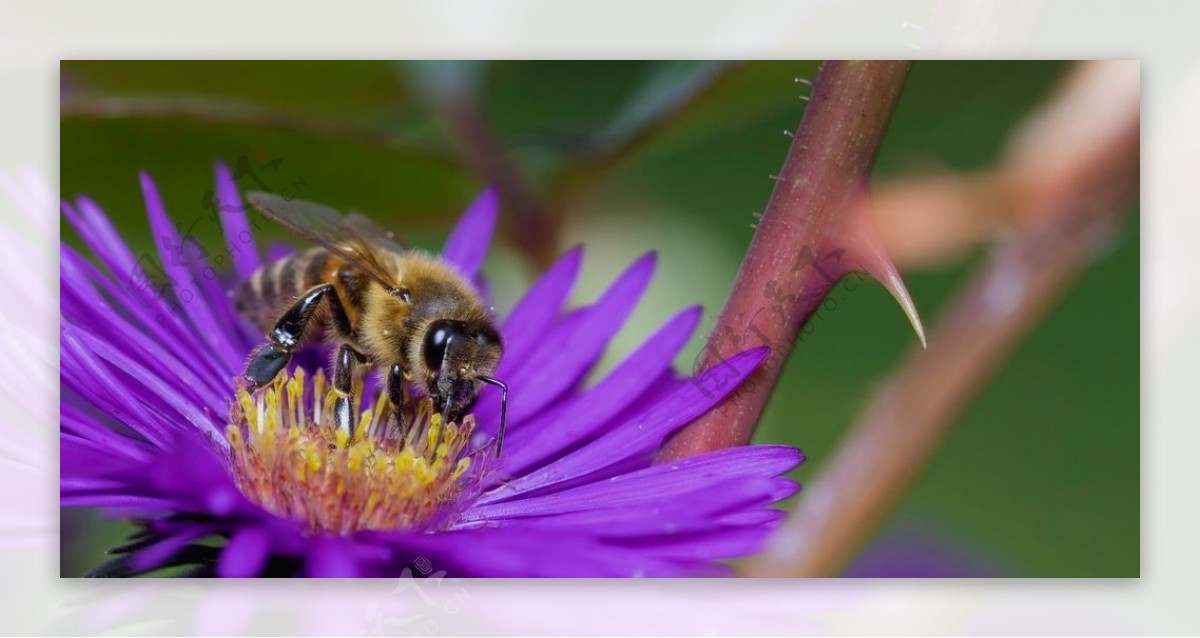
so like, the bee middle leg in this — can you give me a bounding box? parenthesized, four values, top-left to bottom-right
(383, 363, 410, 440)
(332, 344, 368, 436)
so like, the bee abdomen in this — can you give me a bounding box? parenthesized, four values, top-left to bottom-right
(235, 248, 331, 331)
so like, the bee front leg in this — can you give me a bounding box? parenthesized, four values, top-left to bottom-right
(332, 344, 367, 437)
(385, 364, 409, 441)
(242, 283, 339, 390)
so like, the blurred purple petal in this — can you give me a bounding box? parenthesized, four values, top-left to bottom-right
(440, 187, 497, 280)
(843, 520, 1006, 577)
(140, 172, 242, 367)
(218, 527, 270, 577)
(306, 538, 365, 577)
(214, 161, 261, 281)
(128, 527, 212, 573)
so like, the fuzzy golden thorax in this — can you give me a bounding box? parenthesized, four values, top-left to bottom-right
(357, 252, 501, 401)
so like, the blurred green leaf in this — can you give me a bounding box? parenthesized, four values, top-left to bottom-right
(578, 61, 742, 158)
(60, 116, 478, 259)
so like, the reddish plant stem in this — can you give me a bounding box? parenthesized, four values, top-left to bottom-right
(746, 111, 1140, 577)
(659, 61, 912, 461)
(60, 93, 450, 159)
(436, 98, 561, 271)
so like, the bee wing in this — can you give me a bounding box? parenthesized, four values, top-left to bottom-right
(346, 210, 408, 254)
(246, 192, 404, 292)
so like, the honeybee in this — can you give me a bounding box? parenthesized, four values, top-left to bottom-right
(236, 192, 508, 455)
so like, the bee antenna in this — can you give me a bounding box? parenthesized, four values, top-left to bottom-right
(479, 375, 508, 457)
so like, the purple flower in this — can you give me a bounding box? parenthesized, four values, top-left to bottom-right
(61, 164, 802, 577)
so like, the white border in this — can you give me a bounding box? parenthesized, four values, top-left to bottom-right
(3, 0, 1190, 634)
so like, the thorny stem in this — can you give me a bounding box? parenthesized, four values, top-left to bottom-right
(659, 61, 915, 461)
(746, 84, 1140, 577)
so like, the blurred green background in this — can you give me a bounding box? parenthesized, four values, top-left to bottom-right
(59, 61, 1138, 577)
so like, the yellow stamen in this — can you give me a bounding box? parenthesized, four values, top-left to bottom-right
(225, 369, 481, 535)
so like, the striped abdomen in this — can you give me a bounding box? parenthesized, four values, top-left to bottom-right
(234, 246, 366, 337)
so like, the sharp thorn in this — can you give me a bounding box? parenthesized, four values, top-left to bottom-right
(838, 202, 928, 348)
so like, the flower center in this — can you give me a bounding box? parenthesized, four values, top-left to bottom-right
(225, 368, 479, 535)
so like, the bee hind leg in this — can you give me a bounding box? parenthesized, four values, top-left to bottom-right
(242, 343, 291, 390)
(240, 283, 344, 390)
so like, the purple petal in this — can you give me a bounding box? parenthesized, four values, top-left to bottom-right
(720, 508, 788, 528)
(265, 242, 294, 262)
(62, 325, 226, 445)
(61, 435, 148, 476)
(475, 252, 657, 434)
(475, 478, 783, 536)
(61, 404, 151, 460)
(367, 529, 711, 577)
(61, 331, 170, 448)
(59, 494, 174, 509)
(608, 525, 779, 561)
(468, 445, 800, 520)
(501, 245, 583, 364)
(842, 521, 1007, 577)
(140, 167, 249, 352)
(214, 161, 262, 281)
(64, 198, 229, 376)
(480, 346, 769, 500)
(62, 197, 140, 280)
(60, 248, 229, 407)
(60, 243, 233, 390)
(218, 526, 270, 577)
(140, 171, 243, 367)
(481, 375, 684, 493)
(501, 305, 702, 474)
(69, 426, 249, 522)
(129, 526, 213, 573)
(305, 538, 366, 577)
(60, 475, 131, 494)
(440, 187, 497, 280)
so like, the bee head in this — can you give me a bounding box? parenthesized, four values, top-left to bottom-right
(421, 318, 503, 423)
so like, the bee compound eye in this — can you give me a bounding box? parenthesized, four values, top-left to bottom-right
(423, 320, 460, 372)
